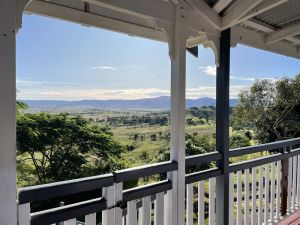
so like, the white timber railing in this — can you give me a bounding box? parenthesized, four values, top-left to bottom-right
(17, 137, 300, 225)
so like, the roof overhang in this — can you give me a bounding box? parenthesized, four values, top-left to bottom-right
(22, 0, 300, 60)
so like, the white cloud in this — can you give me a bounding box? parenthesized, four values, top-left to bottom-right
(199, 65, 216, 76)
(199, 65, 279, 82)
(91, 66, 117, 70)
(17, 85, 247, 100)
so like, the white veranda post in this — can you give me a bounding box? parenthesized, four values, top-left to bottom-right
(168, 4, 187, 225)
(0, 0, 17, 224)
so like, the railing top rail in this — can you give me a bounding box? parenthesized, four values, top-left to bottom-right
(30, 197, 107, 225)
(114, 160, 177, 182)
(18, 173, 114, 205)
(122, 180, 172, 203)
(185, 151, 222, 167)
(229, 147, 300, 173)
(229, 137, 300, 157)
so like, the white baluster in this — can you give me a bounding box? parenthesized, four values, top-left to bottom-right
(209, 177, 215, 225)
(115, 183, 123, 225)
(251, 167, 257, 225)
(187, 183, 194, 225)
(229, 173, 234, 225)
(297, 155, 300, 208)
(275, 161, 281, 222)
(258, 166, 263, 225)
(155, 192, 164, 225)
(85, 213, 96, 225)
(141, 196, 151, 225)
(288, 157, 292, 212)
(237, 170, 242, 225)
(270, 162, 275, 222)
(127, 200, 137, 225)
(198, 181, 205, 225)
(264, 164, 270, 225)
(292, 156, 297, 210)
(18, 203, 30, 225)
(64, 219, 76, 225)
(244, 169, 250, 225)
(102, 185, 115, 225)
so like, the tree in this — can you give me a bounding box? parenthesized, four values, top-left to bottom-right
(17, 113, 124, 184)
(233, 75, 300, 143)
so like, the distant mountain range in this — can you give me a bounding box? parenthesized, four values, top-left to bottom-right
(21, 96, 239, 112)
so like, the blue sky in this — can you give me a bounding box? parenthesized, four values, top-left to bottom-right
(17, 15, 300, 100)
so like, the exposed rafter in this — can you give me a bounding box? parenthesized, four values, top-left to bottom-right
(213, 0, 233, 14)
(25, 1, 167, 42)
(232, 25, 300, 59)
(243, 19, 300, 45)
(82, 0, 176, 23)
(265, 21, 300, 44)
(187, 0, 221, 29)
(222, 0, 263, 29)
(237, 0, 289, 25)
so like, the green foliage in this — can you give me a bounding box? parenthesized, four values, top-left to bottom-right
(230, 131, 252, 149)
(17, 113, 124, 184)
(233, 75, 300, 143)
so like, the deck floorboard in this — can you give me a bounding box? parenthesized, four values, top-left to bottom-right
(277, 210, 300, 225)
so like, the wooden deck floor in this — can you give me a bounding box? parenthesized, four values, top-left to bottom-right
(277, 210, 300, 225)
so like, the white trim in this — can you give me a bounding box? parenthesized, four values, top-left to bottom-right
(213, 0, 233, 13)
(265, 21, 300, 44)
(188, 0, 222, 29)
(222, 0, 263, 29)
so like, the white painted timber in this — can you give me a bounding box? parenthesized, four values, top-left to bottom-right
(198, 181, 205, 225)
(236, 171, 242, 225)
(292, 156, 297, 210)
(209, 178, 215, 225)
(288, 157, 292, 212)
(251, 167, 257, 225)
(127, 200, 137, 225)
(258, 166, 263, 225)
(115, 183, 123, 225)
(229, 173, 234, 225)
(297, 156, 300, 207)
(155, 192, 164, 225)
(238, 0, 289, 25)
(243, 19, 300, 45)
(264, 164, 270, 225)
(222, 0, 263, 28)
(64, 219, 76, 225)
(188, 0, 222, 29)
(83, 0, 175, 23)
(141, 196, 151, 225)
(275, 161, 281, 221)
(187, 183, 194, 225)
(265, 22, 300, 45)
(213, 0, 233, 13)
(85, 213, 96, 225)
(0, 0, 17, 224)
(244, 169, 250, 225)
(231, 26, 300, 60)
(18, 203, 30, 225)
(25, 1, 166, 43)
(270, 162, 275, 222)
(169, 4, 187, 225)
(102, 185, 115, 225)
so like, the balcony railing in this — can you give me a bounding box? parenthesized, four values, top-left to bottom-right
(17, 137, 300, 225)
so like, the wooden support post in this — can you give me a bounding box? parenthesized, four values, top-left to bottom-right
(168, 4, 187, 225)
(0, 1, 17, 225)
(281, 158, 289, 216)
(216, 28, 231, 225)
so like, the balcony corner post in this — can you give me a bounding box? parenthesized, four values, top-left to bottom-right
(167, 3, 188, 225)
(215, 28, 231, 225)
(0, 0, 18, 225)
